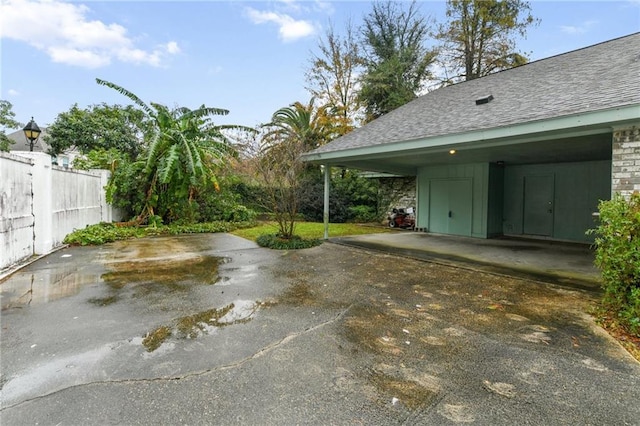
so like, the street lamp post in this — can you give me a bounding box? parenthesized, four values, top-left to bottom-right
(23, 117, 41, 152)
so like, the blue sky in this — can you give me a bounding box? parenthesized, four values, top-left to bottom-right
(1, 0, 639, 131)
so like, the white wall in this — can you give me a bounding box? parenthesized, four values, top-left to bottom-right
(51, 166, 103, 247)
(0, 151, 121, 270)
(0, 153, 34, 269)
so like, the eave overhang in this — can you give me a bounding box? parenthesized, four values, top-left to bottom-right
(301, 105, 640, 171)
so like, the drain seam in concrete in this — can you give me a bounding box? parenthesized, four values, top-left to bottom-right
(0, 305, 353, 411)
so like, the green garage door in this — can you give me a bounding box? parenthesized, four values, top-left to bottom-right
(429, 179, 473, 236)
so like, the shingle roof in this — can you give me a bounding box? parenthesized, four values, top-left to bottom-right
(308, 32, 640, 156)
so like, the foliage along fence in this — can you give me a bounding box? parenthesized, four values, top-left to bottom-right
(0, 151, 121, 271)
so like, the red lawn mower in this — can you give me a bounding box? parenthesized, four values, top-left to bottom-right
(387, 207, 415, 229)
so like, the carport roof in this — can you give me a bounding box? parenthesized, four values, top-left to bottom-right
(302, 33, 640, 174)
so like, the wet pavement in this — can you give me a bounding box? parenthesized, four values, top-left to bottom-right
(332, 232, 601, 292)
(1, 233, 639, 425)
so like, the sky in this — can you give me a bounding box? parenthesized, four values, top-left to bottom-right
(1, 0, 639, 132)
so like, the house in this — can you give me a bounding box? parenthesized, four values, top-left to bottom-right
(7, 128, 79, 168)
(302, 33, 640, 244)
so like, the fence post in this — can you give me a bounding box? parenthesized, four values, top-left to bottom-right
(24, 153, 53, 254)
(96, 169, 111, 222)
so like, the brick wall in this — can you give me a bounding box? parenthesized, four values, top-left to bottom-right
(612, 125, 640, 197)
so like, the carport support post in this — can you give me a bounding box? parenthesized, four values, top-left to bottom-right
(323, 164, 330, 240)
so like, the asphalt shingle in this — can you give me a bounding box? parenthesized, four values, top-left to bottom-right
(309, 33, 640, 155)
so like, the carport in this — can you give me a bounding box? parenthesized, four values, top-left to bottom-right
(302, 33, 640, 244)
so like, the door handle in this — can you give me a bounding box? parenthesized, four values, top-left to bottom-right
(448, 211, 452, 218)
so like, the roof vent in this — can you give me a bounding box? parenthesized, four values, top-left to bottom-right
(475, 94, 494, 105)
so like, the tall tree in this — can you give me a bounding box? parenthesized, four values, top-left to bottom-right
(45, 103, 150, 158)
(257, 99, 335, 239)
(436, 0, 538, 83)
(359, 0, 436, 121)
(96, 78, 248, 224)
(0, 100, 22, 152)
(305, 21, 365, 133)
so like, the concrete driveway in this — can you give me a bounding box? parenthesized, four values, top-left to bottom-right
(1, 233, 639, 425)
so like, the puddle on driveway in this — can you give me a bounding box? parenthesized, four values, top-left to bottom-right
(2, 237, 231, 311)
(1, 265, 102, 311)
(93, 254, 228, 308)
(102, 255, 226, 291)
(94, 237, 230, 303)
(142, 300, 259, 352)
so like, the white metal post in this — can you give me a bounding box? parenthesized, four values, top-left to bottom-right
(323, 164, 330, 240)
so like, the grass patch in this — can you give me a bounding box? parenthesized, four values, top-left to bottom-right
(231, 221, 392, 242)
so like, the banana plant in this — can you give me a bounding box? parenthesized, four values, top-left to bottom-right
(96, 78, 252, 224)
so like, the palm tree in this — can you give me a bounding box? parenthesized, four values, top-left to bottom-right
(262, 98, 335, 151)
(96, 78, 250, 224)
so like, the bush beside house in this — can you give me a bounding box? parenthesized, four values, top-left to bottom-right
(591, 192, 640, 335)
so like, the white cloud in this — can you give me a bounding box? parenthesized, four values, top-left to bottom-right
(245, 7, 317, 42)
(277, 0, 302, 13)
(312, 0, 335, 15)
(166, 41, 181, 55)
(0, 0, 180, 68)
(8, 89, 20, 96)
(559, 20, 598, 35)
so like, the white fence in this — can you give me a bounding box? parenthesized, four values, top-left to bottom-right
(1, 151, 121, 271)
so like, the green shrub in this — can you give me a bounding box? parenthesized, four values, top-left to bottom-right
(225, 205, 256, 222)
(297, 170, 381, 223)
(63, 221, 256, 246)
(348, 205, 381, 223)
(590, 192, 640, 335)
(105, 158, 147, 221)
(256, 234, 322, 250)
(192, 176, 257, 223)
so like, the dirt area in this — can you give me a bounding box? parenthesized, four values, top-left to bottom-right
(597, 315, 640, 360)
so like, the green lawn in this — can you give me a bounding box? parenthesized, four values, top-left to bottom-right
(231, 221, 393, 242)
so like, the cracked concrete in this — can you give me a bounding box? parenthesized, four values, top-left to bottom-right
(1, 233, 639, 425)
(2, 306, 352, 415)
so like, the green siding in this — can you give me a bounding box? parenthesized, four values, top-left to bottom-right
(487, 164, 505, 237)
(417, 160, 608, 242)
(417, 163, 490, 238)
(503, 160, 611, 242)
(523, 175, 555, 236)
